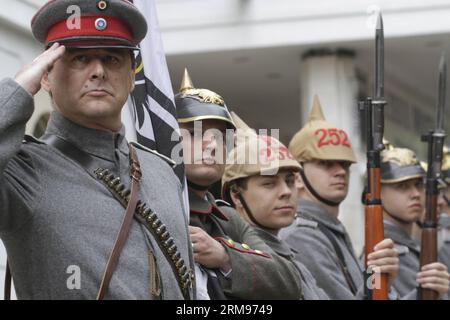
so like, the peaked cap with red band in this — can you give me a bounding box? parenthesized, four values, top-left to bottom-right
(31, 0, 147, 50)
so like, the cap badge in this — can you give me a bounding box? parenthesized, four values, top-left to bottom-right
(95, 18, 108, 31)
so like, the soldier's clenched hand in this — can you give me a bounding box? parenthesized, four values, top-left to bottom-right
(14, 42, 65, 96)
(367, 238, 399, 287)
(189, 226, 231, 271)
(416, 262, 450, 299)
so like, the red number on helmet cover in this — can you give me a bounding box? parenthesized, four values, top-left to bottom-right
(339, 129, 351, 147)
(279, 146, 295, 160)
(328, 128, 341, 145)
(315, 129, 329, 147)
(315, 128, 351, 148)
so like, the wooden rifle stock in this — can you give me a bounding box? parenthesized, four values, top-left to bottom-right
(418, 191, 439, 300)
(364, 167, 389, 299)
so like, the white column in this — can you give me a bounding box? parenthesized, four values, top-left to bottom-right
(300, 49, 365, 255)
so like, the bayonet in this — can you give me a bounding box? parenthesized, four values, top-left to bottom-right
(418, 53, 447, 300)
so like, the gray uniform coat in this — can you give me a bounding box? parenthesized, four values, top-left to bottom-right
(252, 227, 329, 300)
(383, 220, 421, 299)
(279, 199, 366, 300)
(438, 214, 450, 271)
(0, 78, 194, 300)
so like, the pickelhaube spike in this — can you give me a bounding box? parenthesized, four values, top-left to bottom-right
(308, 95, 326, 122)
(180, 68, 194, 93)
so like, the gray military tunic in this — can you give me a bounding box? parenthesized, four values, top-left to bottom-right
(189, 191, 302, 299)
(383, 220, 421, 299)
(279, 199, 366, 300)
(438, 214, 450, 271)
(0, 78, 194, 300)
(252, 227, 329, 300)
(385, 219, 449, 300)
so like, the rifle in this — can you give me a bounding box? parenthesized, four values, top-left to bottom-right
(359, 13, 389, 300)
(418, 54, 447, 300)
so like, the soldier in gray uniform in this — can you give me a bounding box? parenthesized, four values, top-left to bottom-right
(175, 70, 302, 299)
(437, 148, 450, 271)
(279, 95, 400, 299)
(380, 145, 450, 299)
(221, 112, 329, 299)
(0, 0, 193, 299)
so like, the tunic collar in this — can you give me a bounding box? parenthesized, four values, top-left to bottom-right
(384, 219, 420, 253)
(188, 188, 228, 221)
(298, 199, 347, 235)
(45, 111, 128, 162)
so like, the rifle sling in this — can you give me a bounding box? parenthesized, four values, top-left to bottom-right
(96, 142, 141, 300)
(316, 223, 358, 295)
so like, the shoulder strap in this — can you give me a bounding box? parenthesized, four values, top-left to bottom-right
(316, 223, 358, 295)
(130, 142, 176, 167)
(41, 134, 108, 173)
(96, 144, 141, 300)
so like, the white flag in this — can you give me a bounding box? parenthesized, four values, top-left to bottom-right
(122, 0, 189, 219)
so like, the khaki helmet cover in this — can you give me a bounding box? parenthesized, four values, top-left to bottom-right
(288, 95, 357, 163)
(222, 112, 300, 202)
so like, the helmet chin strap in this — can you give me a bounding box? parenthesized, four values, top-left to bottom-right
(299, 167, 341, 207)
(187, 180, 210, 192)
(233, 190, 278, 232)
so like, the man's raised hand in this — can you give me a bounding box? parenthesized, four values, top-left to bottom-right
(14, 43, 65, 96)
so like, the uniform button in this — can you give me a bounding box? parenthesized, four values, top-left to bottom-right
(227, 239, 235, 247)
(241, 243, 250, 250)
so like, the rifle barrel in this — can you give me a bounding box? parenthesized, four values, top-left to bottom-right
(437, 54, 446, 132)
(375, 13, 384, 99)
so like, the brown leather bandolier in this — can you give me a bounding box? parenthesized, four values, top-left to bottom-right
(96, 144, 142, 300)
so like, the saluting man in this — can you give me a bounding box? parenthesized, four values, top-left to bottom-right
(379, 146, 450, 299)
(175, 69, 302, 299)
(0, 0, 193, 299)
(280, 95, 400, 299)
